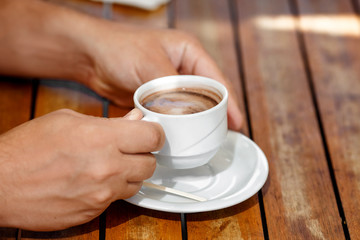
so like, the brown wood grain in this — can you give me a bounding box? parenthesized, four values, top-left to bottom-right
(236, 0, 344, 238)
(173, 0, 263, 239)
(33, 80, 103, 117)
(0, 228, 18, 240)
(105, 201, 181, 240)
(0, 79, 32, 134)
(46, 0, 104, 16)
(20, 223, 99, 240)
(112, 3, 169, 27)
(296, 0, 360, 238)
(187, 198, 264, 240)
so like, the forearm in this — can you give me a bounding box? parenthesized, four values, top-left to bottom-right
(0, 0, 96, 83)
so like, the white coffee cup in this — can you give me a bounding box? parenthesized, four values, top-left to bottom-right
(133, 75, 228, 169)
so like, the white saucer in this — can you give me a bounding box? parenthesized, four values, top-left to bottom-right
(125, 131, 269, 213)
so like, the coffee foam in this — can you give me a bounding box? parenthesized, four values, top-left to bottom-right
(141, 87, 222, 115)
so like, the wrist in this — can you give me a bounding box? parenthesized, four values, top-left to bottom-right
(0, 0, 95, 84)
(42, 2, 99, 84)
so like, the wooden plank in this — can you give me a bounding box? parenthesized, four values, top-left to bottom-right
(296, 0, 360, 237)
(0, 78, 32, 239)
(0, 78, 32, 134)
(112, 3, 169, 27)
(173, 0, 263, 239)
(0, 228, 18, 240)
(46, 0, 104, 16)
(105, 3, 183, 240)
(105, 201, 181, 239)
(186, 200, 264, 240)
(33, 80, 103, 117)
(20, 223, 99, 240)
(236, 0, 344, 238)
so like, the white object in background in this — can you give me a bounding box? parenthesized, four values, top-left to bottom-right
(90, 0, 170, 11)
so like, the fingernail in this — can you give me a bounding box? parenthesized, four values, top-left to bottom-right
(123, 108, 143, 120)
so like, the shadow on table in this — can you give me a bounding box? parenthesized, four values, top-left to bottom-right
(106, 200, 181, 227)
(17, 218, 100, 239)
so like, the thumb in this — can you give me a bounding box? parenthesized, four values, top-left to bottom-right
(123, 108, 143, 120)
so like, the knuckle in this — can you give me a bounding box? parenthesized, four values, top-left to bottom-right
(173, 29, 194, 39)
(46, 109, 82, 131)
(90, 163, 114, 182)
(76, 122, 108, 147)
(176, 30, 201, 46)
(53, 108, 77, 117)
(143, 154, 157, 179)
(42, 109, 79, 135)
(92, 188, 113, 206)
(123, 184, 142, 199)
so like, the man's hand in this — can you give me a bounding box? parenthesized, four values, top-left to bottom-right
(0, 109, 164, 231)
(84, 23, 243, 130)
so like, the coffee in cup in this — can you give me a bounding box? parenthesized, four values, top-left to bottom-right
(140, 87, 222, 115)
(134, 75, 228, 169)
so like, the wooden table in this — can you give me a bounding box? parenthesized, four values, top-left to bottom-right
(1, 0, 359, 239)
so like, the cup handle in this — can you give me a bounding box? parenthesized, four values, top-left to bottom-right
(140, 115, 161, 154)
(141, 115, 151, 122)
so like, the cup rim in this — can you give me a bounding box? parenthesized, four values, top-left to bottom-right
(133, 75, 228, 118)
